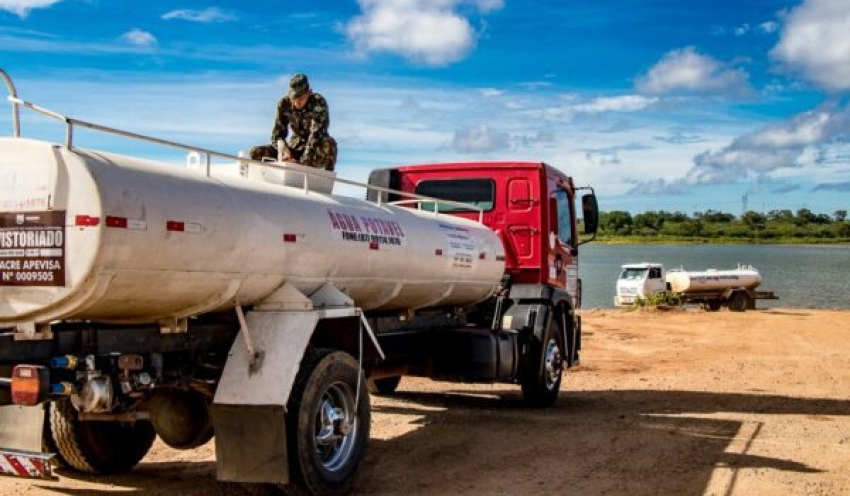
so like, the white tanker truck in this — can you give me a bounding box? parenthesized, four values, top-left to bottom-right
(614, 262, 778, 311)
(0, 71, 598, 495)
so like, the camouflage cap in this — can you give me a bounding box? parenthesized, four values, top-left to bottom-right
(289, 73, 310, 98)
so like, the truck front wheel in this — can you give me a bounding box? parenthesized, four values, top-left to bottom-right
(45, 398, 156, 474)
(284, 349, 370, 496)
(521, 312, 563, 408)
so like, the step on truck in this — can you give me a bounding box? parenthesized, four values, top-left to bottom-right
(0, 69, 598, 495)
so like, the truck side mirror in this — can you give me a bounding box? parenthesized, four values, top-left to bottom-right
(581, 193, 598, 235)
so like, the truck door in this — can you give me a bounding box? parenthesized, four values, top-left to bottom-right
(547, 184, 578, 306)
(646, 266, 666, 296)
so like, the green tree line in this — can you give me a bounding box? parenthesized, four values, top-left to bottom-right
(598, 208, 850, 243)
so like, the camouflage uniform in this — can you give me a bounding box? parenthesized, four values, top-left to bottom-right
(250, 74, 337, 171)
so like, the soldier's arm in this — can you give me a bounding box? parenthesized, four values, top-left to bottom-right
(271, 98, 289, 144)
(303, 95, 330, 159)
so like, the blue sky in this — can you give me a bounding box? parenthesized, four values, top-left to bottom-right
(1, 0, 849, 216)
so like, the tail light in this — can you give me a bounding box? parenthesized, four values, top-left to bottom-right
(10, 365, 50, 406)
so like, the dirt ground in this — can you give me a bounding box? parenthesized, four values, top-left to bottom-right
(3, 307, 849, 496)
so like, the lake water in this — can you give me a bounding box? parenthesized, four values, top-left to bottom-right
(578, 244, 850, 310)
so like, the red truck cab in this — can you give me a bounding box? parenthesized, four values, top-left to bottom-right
(367, 161, 597, 309)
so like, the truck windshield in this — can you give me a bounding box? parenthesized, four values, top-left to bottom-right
(619, 268, 647, 280)
(415, 179, 495, 212)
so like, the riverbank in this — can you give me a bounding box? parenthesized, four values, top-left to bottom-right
(3, 307, 848, 495)
(595, 235, 850, 244)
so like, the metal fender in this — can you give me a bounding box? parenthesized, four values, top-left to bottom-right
(502, 284, 578, 367)
(212, 310, 320, 484)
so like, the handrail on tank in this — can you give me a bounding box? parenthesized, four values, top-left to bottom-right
(1, 69, 21, 138)
(389, 199, 485, 224)
(5, 89, 485, 223)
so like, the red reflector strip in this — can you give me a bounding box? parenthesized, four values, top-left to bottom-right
(74, 215, 100, 227)
(283, 234, 297, 243)
(166, 221, 185, 232)
(105, 216, 127, 229)
(369, 242, 380, 250)
(0, 449, 56, 480)
(496, 255, 506, 262)
(435, 249, 443, 256)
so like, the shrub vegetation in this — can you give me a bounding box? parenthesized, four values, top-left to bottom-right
(596, 208, 850, 244)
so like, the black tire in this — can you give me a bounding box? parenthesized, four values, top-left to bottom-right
(366, 376, 401, 395)
(284, 349, 370, 496)
(728, 292, 749, 312)
(147, 389, 214, 450)
(704, 300, 722, 312)
(45, 398, 156, 474)
(521, 309, 564, 408)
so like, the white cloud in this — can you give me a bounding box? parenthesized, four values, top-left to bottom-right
(759, 21, 779, 34)
(2, 29, 344, 64)
(571, 95, 658, 114)
(771, 0, 850, 91)
(633, 103, 850, 191)
(473, 0, 504, 12)
(636, 46, 751, 96)
(478, 88, 503, 98)
(162, 7, 237, 23)
(525, 94, 658, 122)
(344, 0, 504, 66)
(451, 124, 510, 153)
(121, 29, 157, 47)
(0, 0, 62, 17)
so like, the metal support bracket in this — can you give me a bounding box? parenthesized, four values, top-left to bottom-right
(158, 317, 188, 334)
(235, 304, 263, 373)
(13, 323, 53, 341)
(310, 282, 354, 308)
(358, 311, 385, 361)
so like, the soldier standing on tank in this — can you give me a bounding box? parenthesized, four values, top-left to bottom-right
(250, 74, 338, 171)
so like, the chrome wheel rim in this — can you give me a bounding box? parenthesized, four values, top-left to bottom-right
(314, 381, 358, 472)
(543, 338, 563, 390)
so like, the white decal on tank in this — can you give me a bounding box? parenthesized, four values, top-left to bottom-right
(438, 222, 477, 270)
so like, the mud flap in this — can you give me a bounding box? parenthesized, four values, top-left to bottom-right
(212, 311, 318, 484)
(212, 404, 287, 483)
(0, 405, 55, 479)
(0, 405, 44, 452)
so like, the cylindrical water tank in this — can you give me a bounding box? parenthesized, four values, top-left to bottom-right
(0, 138, 505, 325)
(666, 268, 762, 294)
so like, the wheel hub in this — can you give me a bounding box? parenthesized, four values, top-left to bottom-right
(543, 339, 563, 389)
(314, 382, 358, 472)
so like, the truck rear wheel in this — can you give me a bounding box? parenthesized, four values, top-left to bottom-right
(284, 349, 370, 496)
(367, 376, 401, 395)
(728, 292, 749, 312)
(45, 398, 156, 474)
(147, 388, 214, 450)
(704, 300, 722, 312)
(521, 312, 563, 408)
